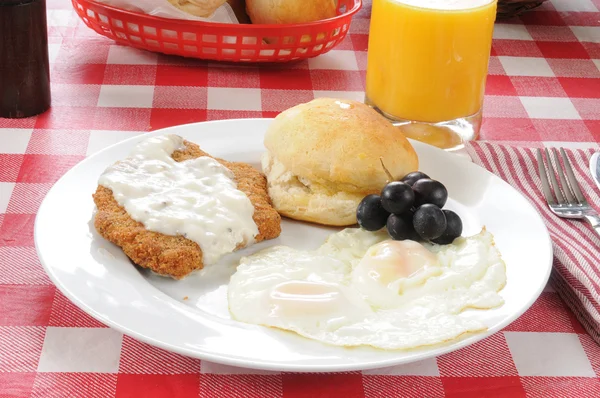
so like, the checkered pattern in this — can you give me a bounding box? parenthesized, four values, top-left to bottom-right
(1, 0, 600, 396)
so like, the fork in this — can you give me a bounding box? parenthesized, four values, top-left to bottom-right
(537, 147, 600, 237)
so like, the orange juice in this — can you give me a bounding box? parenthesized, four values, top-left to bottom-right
(365, 0, 497, 124)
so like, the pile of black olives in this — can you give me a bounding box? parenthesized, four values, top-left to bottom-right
(356, 172, 463, 244)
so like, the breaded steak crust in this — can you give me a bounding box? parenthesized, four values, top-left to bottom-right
(93, 140, 281, 279)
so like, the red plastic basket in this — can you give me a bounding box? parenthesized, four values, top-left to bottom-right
(72, 0, 362, 63)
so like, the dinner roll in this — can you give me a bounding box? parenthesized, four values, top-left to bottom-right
(167, 0, 227, 18)
(246, 0, 337, 25)
(263, 98, 419, 226)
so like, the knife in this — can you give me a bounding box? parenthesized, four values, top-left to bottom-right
(590, 152, 600, 191)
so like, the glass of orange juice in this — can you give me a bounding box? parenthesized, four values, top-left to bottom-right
(365, 0, 497, 150)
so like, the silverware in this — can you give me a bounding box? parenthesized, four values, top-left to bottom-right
(590, 152, 600, 192)
(537, 148, 600, 237)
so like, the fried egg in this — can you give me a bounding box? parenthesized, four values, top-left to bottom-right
(227, 228, 506, 350)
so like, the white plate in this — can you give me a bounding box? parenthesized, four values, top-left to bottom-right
(35, 119, 553, 372)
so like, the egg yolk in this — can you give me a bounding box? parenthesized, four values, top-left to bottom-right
(268, 281, 347, 318)
(359, 240, 438, 286)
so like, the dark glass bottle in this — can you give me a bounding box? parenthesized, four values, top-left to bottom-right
(0, 0, 51, 118)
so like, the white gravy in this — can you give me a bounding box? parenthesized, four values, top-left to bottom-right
(98, 134, 258, 265)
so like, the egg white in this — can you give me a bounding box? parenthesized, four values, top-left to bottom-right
(227, 228, 506, 350)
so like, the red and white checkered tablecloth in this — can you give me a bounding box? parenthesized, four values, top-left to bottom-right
(2, 0, 600, 396)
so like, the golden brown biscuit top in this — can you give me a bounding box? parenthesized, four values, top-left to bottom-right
(264, 98, 419, 194)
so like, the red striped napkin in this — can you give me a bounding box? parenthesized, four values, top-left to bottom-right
(465, 142, 600, 344)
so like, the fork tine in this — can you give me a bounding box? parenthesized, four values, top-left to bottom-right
(537, 149, 556, 205)
(544, 148, 566, 204)
(560, 148, 587, 204)
(552, 148, 576, 204)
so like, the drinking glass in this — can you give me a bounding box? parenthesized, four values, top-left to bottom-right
(365, 0, 497, 150)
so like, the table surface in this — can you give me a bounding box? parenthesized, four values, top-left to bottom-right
(2, 0, 600, 397)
